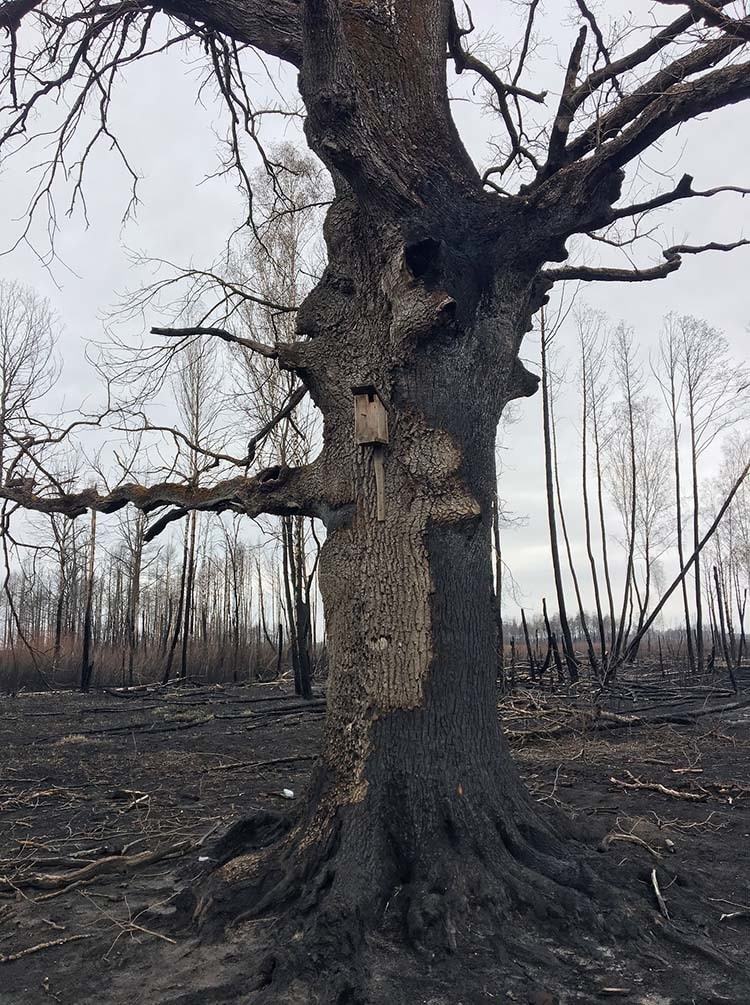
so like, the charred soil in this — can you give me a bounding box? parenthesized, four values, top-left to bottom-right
(1, 675, 749, 1005)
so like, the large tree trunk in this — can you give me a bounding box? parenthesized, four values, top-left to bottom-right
(177, 3, 637, 996)
(192, 186, 612, 998)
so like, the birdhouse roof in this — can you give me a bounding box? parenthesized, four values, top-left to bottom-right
(351, 383, 383, 401)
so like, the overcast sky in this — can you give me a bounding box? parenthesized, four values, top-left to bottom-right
(1, 1, 748, 624)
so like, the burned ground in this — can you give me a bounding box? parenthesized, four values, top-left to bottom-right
(0, 673, 749, 1005)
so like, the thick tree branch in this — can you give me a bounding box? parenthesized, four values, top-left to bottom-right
(0, 0, 303, 65)
(609, 173, 750, 221)
(0, 0, 41, 32)
(655, 1, 750, 43)
(567, 33, 746, 165)
(0, 462, 326, 529)
(590, 57, 750, 178)
(544, 26, 587, 175)
(541, 238, 750, 283)
(151, 325, 281, 361)
(567, 9, 704, 114)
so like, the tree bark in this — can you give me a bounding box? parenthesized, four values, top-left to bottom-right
(688, 392, 705, 671)
(580, 335, 607, 671)
(491, 491, 505, 681)
(550, 377, 598, 675)
(163, 521, 189, 684)
(192, 164, 609, 993)
(180, 509, 198, 680)
(540, 317, 578, 682)
(11, 1, 750, 996)
(665, 337, 696, 673)
(80, 509, 96, 692)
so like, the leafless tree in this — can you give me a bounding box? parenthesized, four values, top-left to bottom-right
(3, 2, 750, 996)
(540, 308, 578, 680)
(577, 307, 610, 666)
(608, 394, 672, 656)
(672, 314, 750, 670)
(654, 315, 696, 671)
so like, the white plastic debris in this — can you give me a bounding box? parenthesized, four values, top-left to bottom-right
(281, 788, 295, 800)
(198, 855, 210, 862)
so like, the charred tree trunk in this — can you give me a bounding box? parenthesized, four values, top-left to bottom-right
(163, 521, 189, 684)
(580, 343, 607, 672)
(52, 564, 64, 669)
(192, 40, 617, 976)
(688, 405, 705, 672)
(713, 565, 737, 691)
(17, 1, 743, 996)
(80, 510, 96, 692)
(520, 607, 536, 680)
(540, 318, 578, 682)
(126, 516, 144, 687)
(550, 381, 598, 676)
(666, 341, 696, 673)
(180, 509, 198, 681)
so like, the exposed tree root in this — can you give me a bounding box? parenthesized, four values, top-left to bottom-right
(172, 782, 682, 1004)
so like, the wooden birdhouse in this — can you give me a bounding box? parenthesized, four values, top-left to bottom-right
(352, 384, 389, 446)
(352, 384, 388, 522)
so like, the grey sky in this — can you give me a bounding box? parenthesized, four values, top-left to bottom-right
(1, 1, 748, 623)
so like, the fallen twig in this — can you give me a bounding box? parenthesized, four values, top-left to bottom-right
(600, 831, 662, 859)
(609, 771, 706, 802)
(0, 933, 92, 964)
(0, 839, 193, 893)
(651, 868, 670, 920)
(208, 753, 317, 773)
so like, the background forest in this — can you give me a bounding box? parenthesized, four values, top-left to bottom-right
(1, 147, 747, 692)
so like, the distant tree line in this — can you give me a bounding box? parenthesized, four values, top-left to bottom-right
(0, 146, 747, 693)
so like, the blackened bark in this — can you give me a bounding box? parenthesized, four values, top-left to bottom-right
(163, 520, 189, 684)
(191, 124, 610, 993)
(688, 407, 705, 672)
(540, 323, 578, 681)
(580, 343, 607, 669)
(80, 510, 96, 692)
(551, 379, 599, 675)
(521, 607, 536, 679)
(180, 509, 198, 679)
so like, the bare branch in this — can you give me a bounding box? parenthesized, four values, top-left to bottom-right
(574, 1, 616, 76)
(623, 453, 750, 662)
(544, 26, 587, 176)
(151, 326, 281, 361)
(123, 383, 309, 469)
(448, 3, 544, 176)
(541, 238, 750, 284)
(448, 5, 546, 104)
(655, 1, 750, 43)
(0, 462, 328, 532)
(511, 0, 541, 87)
(568, 34, 747, 166)
(609, 173, 750, 221)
